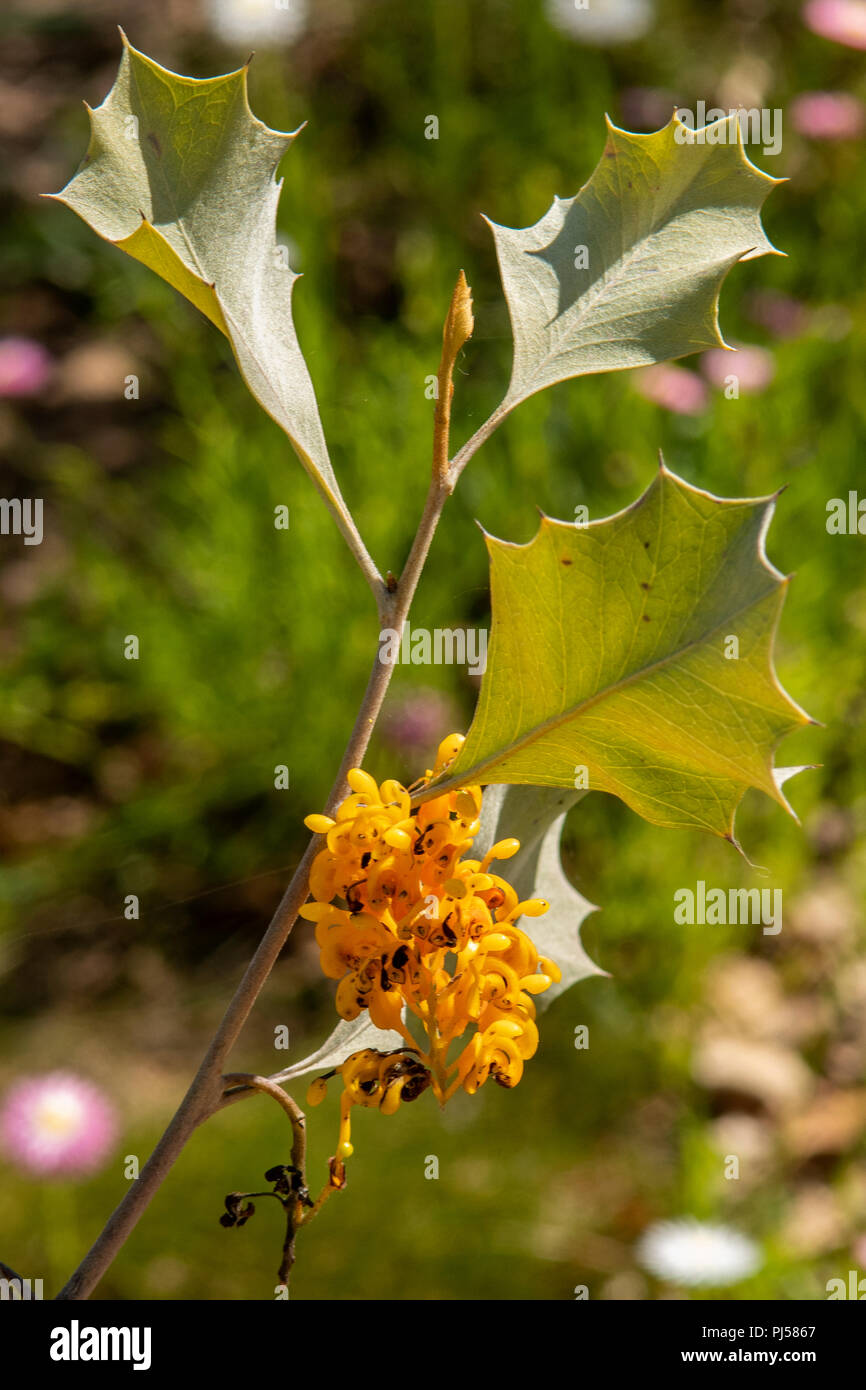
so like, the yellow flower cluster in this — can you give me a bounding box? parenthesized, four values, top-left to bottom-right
(301, 734, 560, 1163)
(307, 1048, 431, 1164)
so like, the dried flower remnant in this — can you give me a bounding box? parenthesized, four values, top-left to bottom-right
(301, 734, 558, 1161)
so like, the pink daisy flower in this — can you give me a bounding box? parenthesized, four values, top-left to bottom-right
(791, 92, 865, 139)
(803, 0, 866, 49)
(632, 363, 708, 415)
(0, 337, 53, 398)
(0, 1072, 117, 1178)
(745, 290, 807, 340)
(701, 345, 776, 393)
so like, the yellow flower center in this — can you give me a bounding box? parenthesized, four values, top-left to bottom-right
(35, 1092, 83, 1138)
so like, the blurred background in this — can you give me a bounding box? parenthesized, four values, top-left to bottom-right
(0, 0, 864, 1300)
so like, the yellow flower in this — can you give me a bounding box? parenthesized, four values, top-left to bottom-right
(301, 734, 557, 1162)
(306, 1048, 431, 1168)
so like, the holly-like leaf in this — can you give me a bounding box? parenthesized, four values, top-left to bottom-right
(475, 784, 603, 1006)
(49, 34, 351, 532)
(486, 114, 781, 412)
(428, 464, 813, 845)
(269, 1015, 407, 1085)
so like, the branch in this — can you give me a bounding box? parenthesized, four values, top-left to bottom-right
(54, 263, 476, 1300)
(55, 290, 465, 1299)
(220, 1074, 307, 1289)
(56, 646, 391, 1300)
(219, 1074, 306, 1171)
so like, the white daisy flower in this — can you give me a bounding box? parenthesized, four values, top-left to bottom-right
(636, 1218, 762, 1286)
(546, 0, 654, 45)
(208, 0, 309, 47)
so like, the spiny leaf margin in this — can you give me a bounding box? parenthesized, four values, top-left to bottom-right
(426, 462, 813, 849)
(485, 111, 783, 412)
(48, 32, 352, 531)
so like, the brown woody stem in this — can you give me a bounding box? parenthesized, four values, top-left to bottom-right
(55, 276, 477, 1301)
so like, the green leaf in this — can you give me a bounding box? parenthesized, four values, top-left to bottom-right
(474, 785, 603, 1006)
(486, 113, 781, 411)
(428, 464, 813, 845)
(49, 34, 351, 530)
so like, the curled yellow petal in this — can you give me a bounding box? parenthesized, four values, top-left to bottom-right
(379, 1080, 404, 1116)
(298, 901, 333, 921)
(306, 1076, 328, 1107)
(476, 932, 513, 954)
(335, 976, 363, 1020)
(379, 780, 410, 815)
(346, 768, 381, 800)
(483, 1018, 523, 1039)
(455, 790, 480, 822)
(384, 826, 413, 851)
(519, 973, 553, 995)
(434, 733, 465, 772)
(481, 838, 521, 872)
(538, 955, 562, 982)
(514, 898, 549, 918)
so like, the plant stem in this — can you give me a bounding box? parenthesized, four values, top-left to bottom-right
(56, 485, 451, 1304)
(219, 1074, 306, 1173)
(297, 1183, 336, 1227)
(55, 270, 489, 1301)
(220, 1074, 306, 1289)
